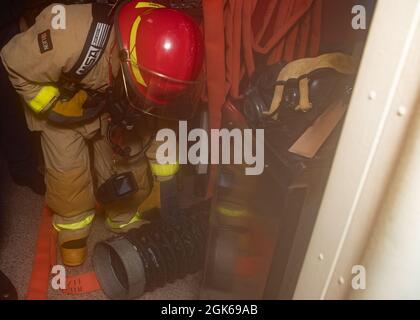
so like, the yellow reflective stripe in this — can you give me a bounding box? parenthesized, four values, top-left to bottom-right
(53, 214, 94, 232)
(106, 212, 142, 230)
(129, 2, 165, 86)
(216, 206, 247, 217)
(135, 2, 165, 9)
(129, 16, 146, 87)
(28, 86, 59, 113)
(150, 162, 180, 177)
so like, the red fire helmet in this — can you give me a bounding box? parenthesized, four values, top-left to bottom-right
(115, 0, 205, 119)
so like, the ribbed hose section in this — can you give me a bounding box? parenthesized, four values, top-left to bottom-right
(93, 201, 210, 300)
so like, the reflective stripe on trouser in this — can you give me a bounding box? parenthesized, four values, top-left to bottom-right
(106, 212, 144, 232)
(52, 210, 95, 245)
(53, 213, 95, 231)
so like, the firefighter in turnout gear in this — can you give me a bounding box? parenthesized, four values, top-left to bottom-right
(0, 1, 204, 266)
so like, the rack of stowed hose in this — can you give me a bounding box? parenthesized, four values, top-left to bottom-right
(93, 201, 210, 300)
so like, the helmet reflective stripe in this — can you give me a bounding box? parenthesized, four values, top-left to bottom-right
(53, 214, 95, 231)
(106, 212, 142, 229)
(129, 2, 166, 87)
(129, 16, 146, 87)
(135, 2, 164, 9)
(149, 162, 180, 177)
(28, 86, 60, 114)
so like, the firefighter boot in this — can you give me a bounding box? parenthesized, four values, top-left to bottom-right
(53, 211, 95, 267)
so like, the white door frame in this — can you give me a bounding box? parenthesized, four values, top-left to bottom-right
(293, 0, 420, 300)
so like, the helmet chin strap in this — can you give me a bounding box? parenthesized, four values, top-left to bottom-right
(107, 0, 124, 18)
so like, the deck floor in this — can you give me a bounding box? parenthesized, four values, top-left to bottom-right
(0, 157, 202, 300)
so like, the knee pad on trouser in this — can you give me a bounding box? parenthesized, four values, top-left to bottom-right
(45, 167, 96, 217)
(52, 210, 95, 267)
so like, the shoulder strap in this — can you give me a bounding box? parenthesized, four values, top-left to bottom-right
(59, 3, 113, 96)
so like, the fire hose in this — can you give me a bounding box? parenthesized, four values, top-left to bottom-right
(92, 201, 210, 300)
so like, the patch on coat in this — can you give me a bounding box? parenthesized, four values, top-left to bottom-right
(38, 30, 53, 54)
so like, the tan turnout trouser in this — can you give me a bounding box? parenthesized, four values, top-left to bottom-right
(28, 112, 162, 244)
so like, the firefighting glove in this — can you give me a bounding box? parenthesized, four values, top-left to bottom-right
(47, 90, 106, 125)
